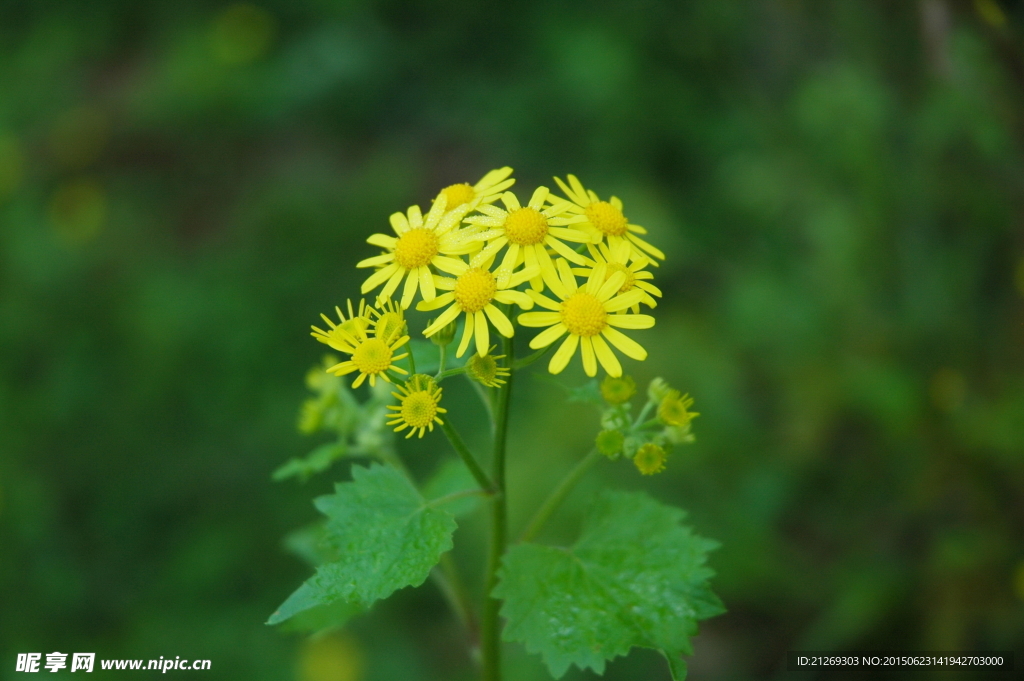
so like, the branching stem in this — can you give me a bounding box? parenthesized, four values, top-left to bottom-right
(519, 448, 601, 543)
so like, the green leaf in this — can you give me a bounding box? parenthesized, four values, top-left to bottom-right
(423, 458, 484, 517)
(268, 464, 457, 626)
(272, 442, 347, 482)
(494, 491, 723, 680)
(267, 581, 363, 631)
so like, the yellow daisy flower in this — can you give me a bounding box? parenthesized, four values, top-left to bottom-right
(634, 443, 667, 475)
(552, 174, 665, 264)
(518, 259, 654, 377)
(572, 240, 661, 313)
(386, 374, 446, 439)
(311, 301, 410, 388)
(658, 390, 699, 426)
(356, 194, 478, 309)
(466, 347, 510, 387)
(416, 255, 536, 358)
(464, 187, 591, 293)
(310, 299, 371, 349)
(367, 298, 406, 342)
(435, 167, 516, 214)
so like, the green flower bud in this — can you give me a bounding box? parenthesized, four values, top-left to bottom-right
(467, 349, 509, 388)
(600, 375, 636, 405)
(595, 429, 625, 459)
(429, 316, 458, 347)
(647, 377, 671, 403)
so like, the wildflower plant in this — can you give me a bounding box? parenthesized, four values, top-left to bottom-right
(269, 169, 723, 680)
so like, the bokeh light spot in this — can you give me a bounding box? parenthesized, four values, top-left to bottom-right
(210, 4, 276, 65)
(298, 632, 363, 681)
(49, 178, 106, 245)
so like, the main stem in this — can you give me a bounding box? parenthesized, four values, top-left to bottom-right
(480, 331, 513, 681)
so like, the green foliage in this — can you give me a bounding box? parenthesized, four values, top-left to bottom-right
(269, 464, 457, 624)
(423, 458, 484, 518)
(495, 491, 723, 679)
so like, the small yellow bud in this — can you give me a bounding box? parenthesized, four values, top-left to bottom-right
(600, 375, 636, 405)
(634, 443, 667, 475)
(595, 430, 625, 458)
(658, 390, 699, 427)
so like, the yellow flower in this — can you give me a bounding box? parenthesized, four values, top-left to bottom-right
(658, 390, 699, 426)
(634, 443, 667, 475)
(416, 254, 536, 357)
(386, 374, 446, 438)
(464, 187, 591, 293)
(311, 301, 410, 388)
(310, 300, 371, 349)
(367, 298, 406, 343)
(518, 259, 654, 377)
(435, 167, 515, 214)
(552, 174, 665, 264)
(466, 347, 510, 387)
(572, 240, 661, 313)
(356, 194, 478, 309)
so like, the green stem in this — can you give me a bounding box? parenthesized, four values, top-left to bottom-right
(467, 376, 495, 428)
(519, 449, 601, 543)
(511, 343, 554, 370)
(481, 330, 513, 681)
(633, 399, 656, 428)
(427, 487, 491, 509)
(439, 553, 477, 640)
(441, 419, 494, 492)
(436, 367, 468, 382)
(407, 343, 417, 375)
(438, 344, 448, 375)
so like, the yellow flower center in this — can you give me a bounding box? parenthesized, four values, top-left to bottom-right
(604, 262, 635, 293)
(504, 207, 549, 246)
(453, 267, 497, 313)
(440, 183, 476, 209)
(560, 291, 607, 337)
(393, 228, 439, 270)
(401, 391, 439, 429)
(585, 201, 628, 237)
(352, 337, 393, 375)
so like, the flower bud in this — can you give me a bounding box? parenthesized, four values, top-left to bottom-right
(647, 377, 671, 403)
(634, 443, 667, 475)
(466, 348, 509, 387)
(595, 429, 625, 459)
(429, 316, 458, 347)
(600, 375, 636, 405)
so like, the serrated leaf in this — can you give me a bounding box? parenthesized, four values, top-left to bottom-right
(268, 464, 457, 626)
(423, 458, 483, 517)
(272, 442, 347, 481)
(267, 581, 363, 631)
(494, 491, 724, 680)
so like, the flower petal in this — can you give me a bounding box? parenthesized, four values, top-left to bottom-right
(456, 312, 474, 358)
(360, 262, 399, 292)
(529, 322, 567, 349)
(518, 311, 562, 327)
(484, 304, 514, 337)
(400, 268, 420, 309)
(548, 334, 579, 374)
(379, 268, 405, 301)
(606, 313, 655, 329)
(591, 335, 622, 377)
(474, 310, 490, 356)
(367, 233, 397, 249)
(494, 289, 533, 309)
(601, 327, 648, 360)
(580, 336, 597, 377)
(419, 266, 436, 301)
(604, 289, 646, 312)
(416, 292, 456, 312)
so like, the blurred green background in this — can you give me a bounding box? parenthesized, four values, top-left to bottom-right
(2, 0, 1024, 679)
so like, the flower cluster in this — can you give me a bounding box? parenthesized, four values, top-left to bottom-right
(311, 167, 667, 437)
(592, 375, 699, 476)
